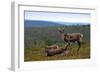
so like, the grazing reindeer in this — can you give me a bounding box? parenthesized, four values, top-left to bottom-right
(58, 28, 83, 53)
(45, 45, 69, 56)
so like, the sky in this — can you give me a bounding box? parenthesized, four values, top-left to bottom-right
(24, 11, 91, 23)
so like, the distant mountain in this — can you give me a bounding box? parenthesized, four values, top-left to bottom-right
(24, 20, 65, 27)
(24, 20, 90, 27)
(58, 22, 90, 26)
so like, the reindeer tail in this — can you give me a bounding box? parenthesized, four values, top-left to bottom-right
(80, 34, 83, 42)
(81, 34, 83, 38)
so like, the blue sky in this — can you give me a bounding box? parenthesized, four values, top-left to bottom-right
(24, 11, 91, 23)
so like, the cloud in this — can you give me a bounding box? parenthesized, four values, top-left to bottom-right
(25, 11, 90, 23)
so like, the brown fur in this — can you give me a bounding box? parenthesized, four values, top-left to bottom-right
(45, 45, 69, 56)
(58, 28, 83, 53)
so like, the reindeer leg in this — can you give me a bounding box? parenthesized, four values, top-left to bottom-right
(77, 41, 81, 54)
(67, 42, 73, 56)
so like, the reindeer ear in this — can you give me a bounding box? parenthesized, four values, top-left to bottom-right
(62, 27, 65, 31)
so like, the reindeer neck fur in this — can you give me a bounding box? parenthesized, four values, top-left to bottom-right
(61, 32, 67, 42)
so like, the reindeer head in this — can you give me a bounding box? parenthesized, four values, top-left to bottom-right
(58, 27, 65, 34)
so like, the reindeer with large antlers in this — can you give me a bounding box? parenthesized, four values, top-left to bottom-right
(58, 27, 83, 53)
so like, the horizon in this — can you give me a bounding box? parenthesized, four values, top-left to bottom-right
(24, 19, 90, 24)
(24, 20, 90, 27)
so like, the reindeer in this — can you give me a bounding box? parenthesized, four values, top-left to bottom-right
(45, 45, 69, 56)
(45, 45, 59, 50)
(58, 28, 83, 53)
